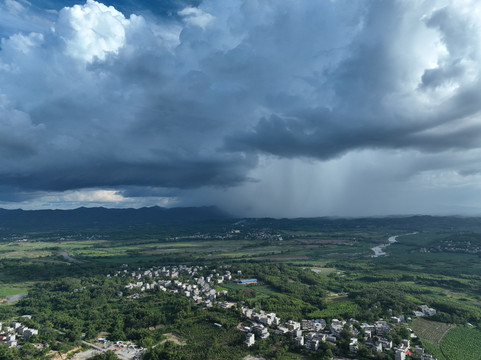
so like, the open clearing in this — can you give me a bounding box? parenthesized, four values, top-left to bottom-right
(161, 332, 187, 346)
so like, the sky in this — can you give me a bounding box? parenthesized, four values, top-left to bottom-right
(1, 0, 481, 217)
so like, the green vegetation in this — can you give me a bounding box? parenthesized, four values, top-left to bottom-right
(0, 286, 29, 298)
(90, 351, 120, 360)
(410, 318, 452, 360)
(440, 326, 481, 360)
(0, 216, 481, 358)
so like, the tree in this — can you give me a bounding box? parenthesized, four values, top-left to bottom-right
(142, 341, 183, 360)
(397, 325, 410, 340)
(0, 346, 18, 360)
(90, 350, 120, 360)
(316, 341, 334, 360)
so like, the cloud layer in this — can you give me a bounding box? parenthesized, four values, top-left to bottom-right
(2, 0, 481, 216)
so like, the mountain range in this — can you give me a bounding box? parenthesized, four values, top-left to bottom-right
(0, 206, 231, 229)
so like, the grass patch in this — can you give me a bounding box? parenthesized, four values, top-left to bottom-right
(308, 300, 360, 319)
(0, 286, 29, 298)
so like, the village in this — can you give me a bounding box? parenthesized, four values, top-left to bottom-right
(0, 263, 440, 360)
(166, 228, 283, 242)
(238, 305, 438, 360)
(113, 264, 439, 360)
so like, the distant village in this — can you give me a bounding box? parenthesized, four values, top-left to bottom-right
(166, 229, 283, 242)
(111, 264, 439, 360)
(420, 239, 481, 254)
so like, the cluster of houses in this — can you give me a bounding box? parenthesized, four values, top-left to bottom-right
(242, 230, 283, 241)
(164, 228, 284, 242)
(423, 237, 481, 254)
(115, 264, 235, 307)
(413, 305, 436, 317)
(240, 308, 281, 343)
(0, 318, 38, 348)
(166, 231, 238, 241)
(239, 304, 437, 359)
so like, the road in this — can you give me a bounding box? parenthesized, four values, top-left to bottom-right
(81, 340, 106, 352)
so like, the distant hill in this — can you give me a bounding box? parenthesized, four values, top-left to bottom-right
(0, 206, 231, 229)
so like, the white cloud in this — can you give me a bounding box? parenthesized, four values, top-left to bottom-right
(56, 0, 132, 62)
(63, 189, 125, 202)
(178, 7, 215, 30)
(5, 0, 25, 14)
(1, 32, 43, 54)
(0, 0, 53, 36)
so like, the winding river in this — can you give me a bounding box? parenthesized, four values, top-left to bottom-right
(371, 232, 418, 257)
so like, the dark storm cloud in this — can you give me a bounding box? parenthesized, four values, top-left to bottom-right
(0, 186, 41, 202)
(2, 0, 481, 210)
(0, 0, 259, 201)
(2, 156, 255, 192)
(228, 1, 481, 161)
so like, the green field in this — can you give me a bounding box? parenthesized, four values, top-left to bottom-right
(409, 318, 453, 360)
(410, 319, 453, 345)
(441, 326, 481, 360)
(0, 286, 29, 298)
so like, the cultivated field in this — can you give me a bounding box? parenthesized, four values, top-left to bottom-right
(410, 318, 452, 345)
(440, 326, 481, 360)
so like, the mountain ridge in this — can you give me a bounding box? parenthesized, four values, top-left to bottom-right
(0, 206, 231, 228)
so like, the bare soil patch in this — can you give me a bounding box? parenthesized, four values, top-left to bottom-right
(161, 332, 186, 346)
(47, 346, 82, 360)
